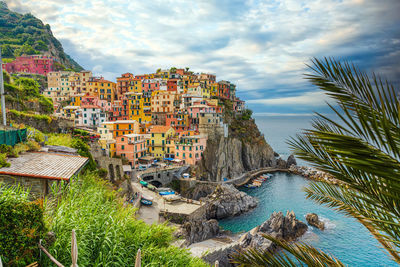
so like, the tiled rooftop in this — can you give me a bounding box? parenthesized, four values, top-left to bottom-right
(0, 152, 88, 181)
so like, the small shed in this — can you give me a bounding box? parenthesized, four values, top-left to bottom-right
(0, 152, 88, 197)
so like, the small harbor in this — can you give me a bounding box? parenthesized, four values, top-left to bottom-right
(218, 171, 395, 266)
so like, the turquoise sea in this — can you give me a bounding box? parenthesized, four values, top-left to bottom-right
(219, 115, 396, 266)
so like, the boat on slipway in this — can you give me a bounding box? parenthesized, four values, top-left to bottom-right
(140, 199, 152, 206)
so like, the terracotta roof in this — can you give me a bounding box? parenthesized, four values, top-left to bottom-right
(150, 125, 172, 133)
(0, 152, 88, 181)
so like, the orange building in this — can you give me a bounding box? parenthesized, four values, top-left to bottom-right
(115, 133, 148, 168)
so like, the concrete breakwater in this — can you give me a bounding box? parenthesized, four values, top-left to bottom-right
(288, 165, 339, 184)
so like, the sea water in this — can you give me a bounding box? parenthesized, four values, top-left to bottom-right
(218, 115, 396, 266)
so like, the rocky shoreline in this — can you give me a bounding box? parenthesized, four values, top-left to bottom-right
(289, 165, 339, 184)
(198, 211, 308, 266)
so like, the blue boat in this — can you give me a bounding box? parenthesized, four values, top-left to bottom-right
(140, 199, 152, 206)
(159, 191, 175, 196)
(244, 184, 257, 188)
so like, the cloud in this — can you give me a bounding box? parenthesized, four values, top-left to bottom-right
(247, 91, 331, 107)
(4, 0, 400, 113)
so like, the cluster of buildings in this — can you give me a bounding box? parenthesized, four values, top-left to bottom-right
(44, 68, 246, 168)
(2, 55, 56, 76)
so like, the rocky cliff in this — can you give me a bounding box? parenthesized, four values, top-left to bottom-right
(198, 133, 276, 182)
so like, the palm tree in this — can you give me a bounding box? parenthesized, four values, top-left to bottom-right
(233, 58, 400, 266)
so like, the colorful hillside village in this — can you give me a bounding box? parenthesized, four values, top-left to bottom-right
(42, 67, 245, 168)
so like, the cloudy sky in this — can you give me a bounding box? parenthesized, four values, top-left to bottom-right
(5, 0, 400, 115)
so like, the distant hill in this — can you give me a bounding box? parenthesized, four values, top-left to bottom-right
(0, 1, 83, 71)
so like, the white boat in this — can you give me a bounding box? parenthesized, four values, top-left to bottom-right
(162, 194, 182, 202)
(141, 194, 154, 201)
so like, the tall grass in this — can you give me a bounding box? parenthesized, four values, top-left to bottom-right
(43, 173, 206, 266)
(45, 133, 73, 147)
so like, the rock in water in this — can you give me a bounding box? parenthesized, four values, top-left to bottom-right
(200, 211, 308, 266)
(286, 154, 297, 168)
(240, 211, 308, 251)
(306, 213, 325, 230)
(183, 219, 220, 245)
(204, 184, 258, 219)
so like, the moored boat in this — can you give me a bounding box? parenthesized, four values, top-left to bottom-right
(159, 190, 175, 196)
(140, 199, 152, 206)
(140, 180, 148, 187)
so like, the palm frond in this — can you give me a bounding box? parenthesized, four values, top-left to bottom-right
(232, 234, 346, 267)
(289, 58, 400, 262)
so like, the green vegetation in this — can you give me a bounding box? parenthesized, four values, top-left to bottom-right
(97, 168, 108, 178)
(9, 109, 52, 123)
(0, 185, 47, 266)
(234, 58, 400, 265)
(4, 71, 54, 114)
(46, 133, 73, 147)
(0, 141, 40, 168)
(0, 152, 10, 167)
(41, 173, 206, 266)
(46, 133, 96, 170)
(0, 2, 82, 71)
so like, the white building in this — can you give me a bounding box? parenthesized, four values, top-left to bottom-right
(77, 105, 107, 128)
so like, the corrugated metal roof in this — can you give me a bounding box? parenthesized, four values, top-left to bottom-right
(0, 152, 88, 181)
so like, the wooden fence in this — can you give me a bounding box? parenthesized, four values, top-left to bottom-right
(0, 229, 220, 266)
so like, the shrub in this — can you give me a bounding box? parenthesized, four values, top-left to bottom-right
(0, 185, 47, 266)
(26, 140, 40, 151)
(0, 153, 10, 167)
(13, 143, 29, 155)
(98, 168, 108, 178)
(71, 138, 96, 170)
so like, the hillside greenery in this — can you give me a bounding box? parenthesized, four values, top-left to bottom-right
(3, 71, 54, 114)
(0, 1, 82, 71)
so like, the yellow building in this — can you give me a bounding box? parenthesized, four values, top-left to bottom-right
(113, 120, 140, 138)
(125, 92, 147, 124)
(128, 78, 142, 93)
(148, 126, 175, 159)
(70, 93, 84, 106)
(98, 79, 116, 102)
(210, 82, 219, 97)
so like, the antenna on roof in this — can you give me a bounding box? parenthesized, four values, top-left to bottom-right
(0, 47, 6, 126)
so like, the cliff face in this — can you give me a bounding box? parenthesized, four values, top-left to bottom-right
(198, 134, 276, 181)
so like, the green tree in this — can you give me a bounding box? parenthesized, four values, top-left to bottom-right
(233, 58, 400, 266)
(34, 40, 47, 51)
(1, 44, 14, 57)
(14, 43, 38, 56)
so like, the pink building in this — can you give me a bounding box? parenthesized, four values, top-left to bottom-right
(142, 79, 163, 92)
(115, 133, 147, 168)
(175, 135, 207, 165)
(2, 55, 56, 75)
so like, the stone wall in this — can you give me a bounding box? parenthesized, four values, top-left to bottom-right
(139, 167, 182, 187)
(0, 174, 62, 198)
(7, 112, 74, 133)
(90, 143, 124, 182)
